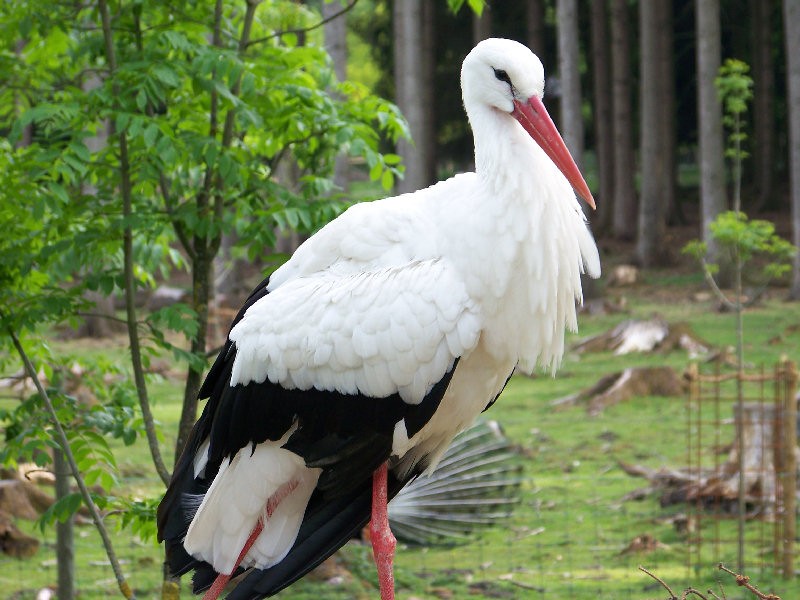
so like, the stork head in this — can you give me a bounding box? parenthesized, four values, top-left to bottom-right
(461, 38, 595, 209)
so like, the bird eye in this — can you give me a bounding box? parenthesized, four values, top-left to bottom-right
(493, 68, 512, 86)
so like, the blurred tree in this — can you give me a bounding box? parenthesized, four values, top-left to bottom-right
(610, 0, 637, 240)
(394, 0, 436, 193)
(589, 0, 613, 228)
(323, 0, 351, 190)
(637, 0, 670, 266)
(751, 0, 775, 212)
(525, 0, 546, 57)
(696, 0, 729, 280)
(473, 1, 492, 41)
(786, 0, 800, 299)
(658, 1, 677, 226)
(556, 0, 584, 169)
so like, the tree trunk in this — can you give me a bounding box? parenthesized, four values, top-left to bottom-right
(695, 0, 728, 274)
(751, 0, 775, 212)
(659, 0, 679, 225)
(54, 447, 75, 600)
(556, 0, 584, 169)
(176, 244, 212, 463)
(786, 0, 800, 299)
(472, 1, 492, 41)
(393, 0, 435, 194)
(636, 0, 667, 266)
(323, 1, 347, 81)
(323, 0, 350, 190)
(589, 0, 613, 228)
(525, 0, 546, 57)
(610, 0, 637, 239)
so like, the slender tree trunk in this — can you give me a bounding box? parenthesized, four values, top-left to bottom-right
(786, 0, 800, 299)
(610, 0, 637, 239)
(752, 0, 775, 211)
(323, 0, 350, 190)
(659, 0, 679, 225)
(394, 0, 435, 194)
(472, 2, 492, 42)
(590, 0, 613, 229)
(556, 0, 584, 169)
(54, 447, 75, 600)
(526, 0, 546, 57)
(695, 0, 728, 274)
(637, 0, 667, 266)
(176, 244, 212, 462)
(421, 0, 436, 177)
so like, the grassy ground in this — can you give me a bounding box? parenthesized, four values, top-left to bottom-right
(2, 276, 799, 599)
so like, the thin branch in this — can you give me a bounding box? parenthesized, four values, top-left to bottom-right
(246, 0, 358, 48)
(98, 0, 171, 487)
(639, 565, 678, 599)
(683, 589, 710, 600)
(717, 564, 781, 600)
(6, 324, 135, 600)
(699, 258, 738, 311)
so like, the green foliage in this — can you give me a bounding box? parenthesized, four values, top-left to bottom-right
(683, 212, 795, 280)
(715, 59, 753, 162)
(117, 495, 161, 543)
(0, 0, 410, 544)
(446, 0, 485, 16)
(709, 212, 795, 278)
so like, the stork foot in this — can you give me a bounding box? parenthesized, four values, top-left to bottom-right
(370, 462, 396, 600)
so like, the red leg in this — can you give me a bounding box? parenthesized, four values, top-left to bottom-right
(370, 462, 396, 600)
(202, 479, 299, 600)
(202, 520, 264, 600)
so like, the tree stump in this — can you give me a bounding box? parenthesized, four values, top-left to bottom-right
(621, 402, 796, 515)
(0, 511, 39, 558)
(702, 403, 779, 509)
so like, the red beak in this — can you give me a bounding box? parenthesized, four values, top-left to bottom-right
(511, 95, 595, 210)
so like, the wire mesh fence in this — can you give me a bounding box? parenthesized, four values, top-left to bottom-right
(685, 360, 797, 579)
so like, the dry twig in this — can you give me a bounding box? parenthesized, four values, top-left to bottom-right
(639, 564, 782, 600)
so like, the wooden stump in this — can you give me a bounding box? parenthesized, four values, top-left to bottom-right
(0, 511, 39, 558)
(621, 402, 797, 516)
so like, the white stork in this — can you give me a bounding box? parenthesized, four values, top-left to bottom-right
(157, 38, 600, 600)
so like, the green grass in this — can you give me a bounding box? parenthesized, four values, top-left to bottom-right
(2, 281, 799, 599)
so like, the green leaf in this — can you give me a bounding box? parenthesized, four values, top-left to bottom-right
(152, 63, 180, 88)
(135, 88, 148, 112)
(143, 124, 159, 148)
(380, 168, 394, 190)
